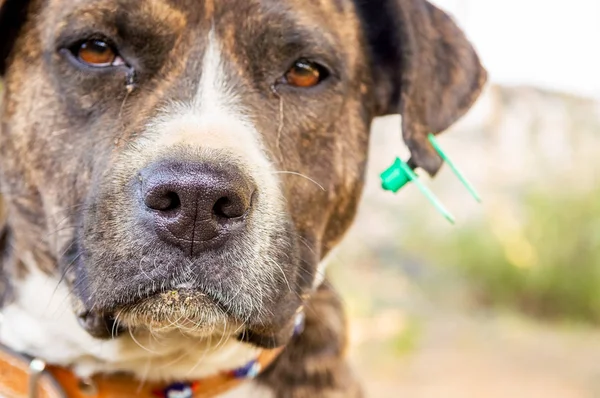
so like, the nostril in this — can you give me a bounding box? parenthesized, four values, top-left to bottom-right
(212, 194, 249, 219)
(162, 191, 181, 212)
(213, 197, 231, 218)
(145, 190, 181, 212)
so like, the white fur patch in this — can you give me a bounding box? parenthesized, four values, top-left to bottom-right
(139, 28, 276, 177)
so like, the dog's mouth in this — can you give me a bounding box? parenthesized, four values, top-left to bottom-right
(116, 288, 233, 332)
(77, 286, 238, 339)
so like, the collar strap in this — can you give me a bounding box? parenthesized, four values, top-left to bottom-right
(0, 343, 283, 398)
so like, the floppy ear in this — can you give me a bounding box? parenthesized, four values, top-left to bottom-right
(0, 0, 31, 76)
(356, 0, 487, 176)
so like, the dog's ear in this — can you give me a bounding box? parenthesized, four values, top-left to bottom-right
(0, 0, 31, 76)
(356, 0, 487, 176)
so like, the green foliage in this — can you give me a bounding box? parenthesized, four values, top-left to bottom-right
(415, 187, 600, 324)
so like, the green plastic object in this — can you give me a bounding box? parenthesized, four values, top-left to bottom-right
(380, 133, 481, 224)
(380, 157, 456, 224)
(427, 134, 481, 203)
(380, 157, 411, 193)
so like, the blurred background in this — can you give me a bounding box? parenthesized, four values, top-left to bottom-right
(332, 1, 600, 397)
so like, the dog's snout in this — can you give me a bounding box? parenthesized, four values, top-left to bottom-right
(139, 161, 254, 256)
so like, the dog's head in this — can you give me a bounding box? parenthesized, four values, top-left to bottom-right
(0, 0, 485, 347)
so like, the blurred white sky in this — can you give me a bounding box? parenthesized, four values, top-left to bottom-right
(431, 0, 600, 99)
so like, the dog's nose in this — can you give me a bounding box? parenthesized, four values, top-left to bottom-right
(139, 161, 254, 256)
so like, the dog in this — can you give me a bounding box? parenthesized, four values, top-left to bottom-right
(0, 0, 486, 396)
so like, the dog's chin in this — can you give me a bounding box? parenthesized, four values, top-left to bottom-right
(114, 288, 240, 338)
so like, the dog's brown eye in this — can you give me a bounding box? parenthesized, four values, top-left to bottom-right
(77, 40, 117, 67)
(285, 60, 324, 88)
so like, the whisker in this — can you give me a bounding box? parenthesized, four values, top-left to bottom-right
(270, 171, 326, 191)
(267, 258, 292, 294)
(128, 325, 161, 354)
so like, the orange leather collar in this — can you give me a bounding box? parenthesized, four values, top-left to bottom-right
(0, 343, 284, 398)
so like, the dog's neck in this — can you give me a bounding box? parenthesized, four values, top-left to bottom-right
(0, 260, 263, 383)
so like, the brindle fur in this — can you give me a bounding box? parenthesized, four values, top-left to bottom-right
(0, 0, 486, 395)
